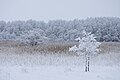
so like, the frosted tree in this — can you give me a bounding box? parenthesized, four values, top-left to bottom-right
(21, 29, 49, 46)
(69, 30, 101, 72)
(0, 17, 120, 42)
(0, 21, 6, 32)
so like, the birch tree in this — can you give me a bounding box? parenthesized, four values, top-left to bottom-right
(69, 30, 101, 72)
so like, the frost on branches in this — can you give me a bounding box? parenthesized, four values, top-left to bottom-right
(20, 29, 49, 46)
(69, 30, 101, 72)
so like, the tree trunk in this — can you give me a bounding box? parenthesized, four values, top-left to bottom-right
(85, 54, 88, 72)
(88, 56, 90, 71)
(85, 53, 90, 72)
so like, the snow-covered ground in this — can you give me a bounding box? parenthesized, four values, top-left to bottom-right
(0, 65, 120, 80)
(0, 43, 120, 80)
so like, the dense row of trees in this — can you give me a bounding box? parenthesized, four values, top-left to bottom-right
(0, 17, 120, 44)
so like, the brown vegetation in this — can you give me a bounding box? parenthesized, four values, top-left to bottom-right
(0, 41, 120, 54)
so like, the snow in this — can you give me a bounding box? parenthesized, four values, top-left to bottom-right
(69, 30, 101, 55)
(0, 51, 120, 80)
(69, 45, 78, 52)
(0, 65, 120, 80)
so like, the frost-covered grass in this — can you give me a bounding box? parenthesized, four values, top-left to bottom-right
(0, 42, 120, 80)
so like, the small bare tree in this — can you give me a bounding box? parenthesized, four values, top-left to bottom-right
(69, 30, 101, 72)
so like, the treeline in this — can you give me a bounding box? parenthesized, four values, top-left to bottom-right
(0, 17, 120, 44)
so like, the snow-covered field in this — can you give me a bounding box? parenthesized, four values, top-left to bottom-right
(0, 65, 120, 80)
(0, 42, 120, 80)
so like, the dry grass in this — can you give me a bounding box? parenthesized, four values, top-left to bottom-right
(99, 42, 120, 53)
(0, 41, 77, 54)
(0, 41, 120, 54)
(0, 41, 120, 66)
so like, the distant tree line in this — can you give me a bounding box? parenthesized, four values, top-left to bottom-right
(0, 17, 120, 45)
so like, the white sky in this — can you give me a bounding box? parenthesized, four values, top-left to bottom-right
(0, 0, 120, 21)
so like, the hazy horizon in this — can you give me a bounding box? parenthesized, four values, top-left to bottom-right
(0, 0, 120, 22)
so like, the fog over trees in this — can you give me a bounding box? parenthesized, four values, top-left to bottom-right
(0, 17, 120, 44)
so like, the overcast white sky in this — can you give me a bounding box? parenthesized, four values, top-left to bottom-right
(0, 0, 120, 21)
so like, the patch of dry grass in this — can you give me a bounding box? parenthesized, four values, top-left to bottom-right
(0, 41, 120, 55)
(7, 42, 78, 54)
(99, 42, 120, 53)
